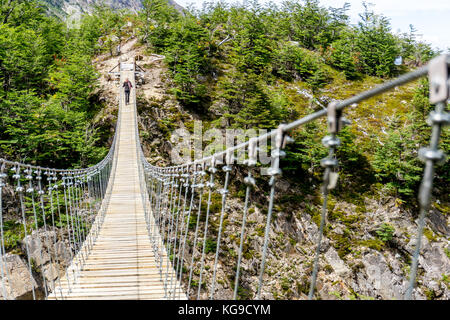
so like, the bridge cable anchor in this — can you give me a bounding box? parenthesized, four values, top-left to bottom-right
(308, 100, 347, 300)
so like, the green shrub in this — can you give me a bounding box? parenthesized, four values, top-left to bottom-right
(272, 45, 331, 88)
(375, 223, 395, 243)
(372, 129, 423, 197)
(204, 238, 217, 254)
(423, 227, 438, 242)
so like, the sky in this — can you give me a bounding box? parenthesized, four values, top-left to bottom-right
(174, 0, 450, 51)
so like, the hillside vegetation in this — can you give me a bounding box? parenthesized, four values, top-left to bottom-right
(0, 1, 141, 168)
(134, 0, 448, 203)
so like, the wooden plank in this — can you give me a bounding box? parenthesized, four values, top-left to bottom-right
(47, 66, 187, 301)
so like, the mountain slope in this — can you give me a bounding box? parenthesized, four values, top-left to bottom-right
(41, 0, 184, 18)
(42, 0, 142, 18)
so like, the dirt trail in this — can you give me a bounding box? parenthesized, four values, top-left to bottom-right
(93, 36, 196, 168)
(94, 37, 167, 110)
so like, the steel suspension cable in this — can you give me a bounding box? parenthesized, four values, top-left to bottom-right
(162, 171, 177, 279)
(256, 125, 290, 299)
(405, 97, 449, 297)
(168, 172, 183, 299)
(308, 102, 346, 300)
(37, 169, 57, 297)
(0, 163, 10, 299)
(164, 171, 183, 297)
(26, 168, 48, 297)
(14, 166, 36, 300)
(187, 166, 206, 297)
(158, 175, 172, 279)
(233, 138, 257, 300)
(197, 159, 217, 299)
(210, 151, 233, 299)
(171, 170, 191, 299)
(47, 170, 64, 300)
(177, 170, 198, 299)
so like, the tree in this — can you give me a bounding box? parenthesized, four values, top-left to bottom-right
(0, 25, 47, 94)
(139, 0, 178, 48)
(229, 0, 274, 74)
(0, 0, 111, 167)
(217, 72, 287, 129)
(280, 0, 349, 50)
(272, 44, 330, 88)
(327, 4, 401, 79)
(355, 3, 400, 77)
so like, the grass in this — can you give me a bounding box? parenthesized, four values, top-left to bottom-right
(358, 239, 385, 251)
(423, 227, 438, 242)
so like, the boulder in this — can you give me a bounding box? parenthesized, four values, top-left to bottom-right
(324, 247, 350, 277)
(23, 234, 51, 266)
(427, 209, 450, 236)
(419, 242, 450, 282)
(275, 180, 290, 193)
(0, 254, 41, 300)
(361, 250, 407, 299)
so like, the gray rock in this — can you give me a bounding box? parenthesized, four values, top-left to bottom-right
(324, 247, 350, 276)
(0, 254, 40, 300)
(55, 241, 72, 264)
(332, 225, 344, 235)
(259, 290, 274, 299)
(275, 180, 290, 193)
(353, 271, 376, 297)
(301, 215, 319, 243)
(361, 251, 407, 299)
(427, 209, 450, 236)
(43, 263, 61, 284)
(419, 242, 450, 282)
(317, 281, 343, 300)
(294, 219, 306, 242)
(23, 234, 51, 266)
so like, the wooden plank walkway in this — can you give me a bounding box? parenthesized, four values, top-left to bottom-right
(48, 60, 186, 300)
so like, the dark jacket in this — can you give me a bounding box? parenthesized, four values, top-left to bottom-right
(123, 80, 133, 91)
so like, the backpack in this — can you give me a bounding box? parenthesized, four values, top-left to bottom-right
(123, 81, 132, 91)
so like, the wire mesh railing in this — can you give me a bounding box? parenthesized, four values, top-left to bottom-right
(138, 54, 449, 300)
(0, 97, 120, 300)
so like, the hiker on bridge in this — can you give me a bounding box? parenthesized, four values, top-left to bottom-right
(123, 78, 133, 104)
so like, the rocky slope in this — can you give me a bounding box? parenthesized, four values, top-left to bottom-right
(42, 0, 141, 19)
(99, 38, 450, 300)
(41, 0, 183, 19)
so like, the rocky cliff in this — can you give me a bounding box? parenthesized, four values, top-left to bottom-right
(41, 0, 183, 19)
(42, 0, 142, 18)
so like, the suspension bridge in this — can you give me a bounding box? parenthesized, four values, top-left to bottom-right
(0, 55, 448, 300)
